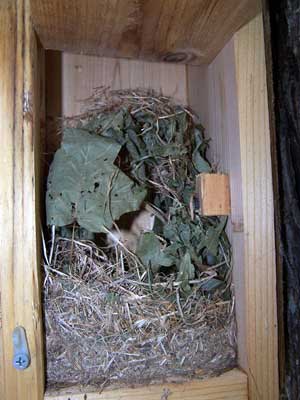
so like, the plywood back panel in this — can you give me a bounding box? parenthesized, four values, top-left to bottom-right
(62, 54, 187, 117)
(44, 52, 188, 159)
(31, 0, 261, 65)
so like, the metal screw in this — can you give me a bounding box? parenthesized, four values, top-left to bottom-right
(12, 327, 31, 370)
(13, 354, 30, 370)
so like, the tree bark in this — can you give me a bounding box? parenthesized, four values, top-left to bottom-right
(267, 1, 300, 398)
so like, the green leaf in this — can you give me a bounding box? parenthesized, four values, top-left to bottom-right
(182, 185, 194, 205)
(59, 226, 95, 241)
(177, 252, 195, 294)
(46, 128, 147, 232)
(165, 118, 176, 142)
(175, 112, 187, 144)
(151, 144, 186, 157)
(205, 227, 220, 257)
(205, 217, 227, 256)
(164, 242, 181, 258)
(84, 109, 125, 135)
(192, 129, 211, 173)
(163, 221, 178, 242)
(200, 278, 224, 292)
(193, 153, 211, 173)
(178, 223, 191, 245)
(136, 232, 174, 272)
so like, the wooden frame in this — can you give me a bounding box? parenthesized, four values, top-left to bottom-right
(0, 2, 278, 399)
(234, 17, 278, 398)
(0, 1, 44, 399)
(30, 0, 261, 65)
(45, 369, 247, 400)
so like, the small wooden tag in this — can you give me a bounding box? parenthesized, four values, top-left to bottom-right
(196, 173, 231, 216)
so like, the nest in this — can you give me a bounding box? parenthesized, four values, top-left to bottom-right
(43, 88, 237, 389)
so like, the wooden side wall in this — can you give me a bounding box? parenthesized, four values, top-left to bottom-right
(188, 13, 279, 400)
(187, 38, 246, 369)
(0, 1, 44, 399)
(234, 14, 278, 400)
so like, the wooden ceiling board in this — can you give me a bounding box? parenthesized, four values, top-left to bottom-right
(31, 0, 261, 65)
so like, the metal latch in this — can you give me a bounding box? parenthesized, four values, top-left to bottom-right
(12, 326, 31, 370)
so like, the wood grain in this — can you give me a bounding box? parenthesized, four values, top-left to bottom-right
(44, 51, 188, 166)
(62, 53, 187, 117)
(234, 14, 279, 400)
(187, 39, 247, 369)
(0, 1, 44, 399)
(187, 15, 279, 399)
(197, 173, 231, 216)
(45, 369, 248, 400)
(31, 0, 261, 65)
(0, 3, 277, 399)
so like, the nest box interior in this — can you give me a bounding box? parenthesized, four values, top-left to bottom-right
(0, 1, 278, 400)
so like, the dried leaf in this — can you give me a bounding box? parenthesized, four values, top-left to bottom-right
(46, 128, 146, 232)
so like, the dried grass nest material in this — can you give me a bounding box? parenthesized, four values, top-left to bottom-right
(44, 239, 236, 388)
(43, 88, 237, 389)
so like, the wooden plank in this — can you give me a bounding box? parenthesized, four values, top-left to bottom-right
(45, 369, 248, 400)
(260, 1, 285, 393)
(44, 51, 188, 159)
(0, 1, 44, 399)
(187, 39, 247, 369)
(197, 173, 231, 216)
(188, 15, 279, 399)
(234, 14, 279, 400)
(61, 53, 187, 117)
(31, 0, 261, 65)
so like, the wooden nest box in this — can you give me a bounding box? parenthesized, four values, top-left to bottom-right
(0, 1, 278, 400)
